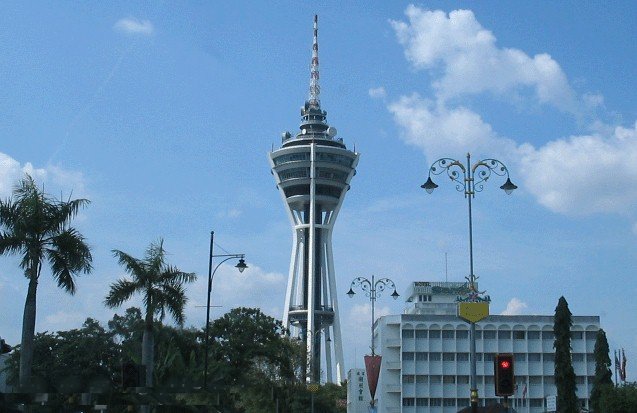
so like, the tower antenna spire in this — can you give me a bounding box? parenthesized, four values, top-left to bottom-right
(309, 14, 320, 107)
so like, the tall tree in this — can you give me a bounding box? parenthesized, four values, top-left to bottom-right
(0, 174, 92, 387)
(553, 296, 578, 413)
(104, 239, 196, 387)
(590, 328, 613, 412)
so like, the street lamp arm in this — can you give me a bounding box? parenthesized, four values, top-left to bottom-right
(209, 255, 244, 292)
(373, 278, 398, 298)
(427, 157, 467, 194)
(472, 158, 514, 194)
(349, 277, 373, 296)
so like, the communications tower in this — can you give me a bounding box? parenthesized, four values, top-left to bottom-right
(269, 15, 359, 384)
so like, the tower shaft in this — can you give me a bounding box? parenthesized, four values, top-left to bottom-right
(269, 15, 358, 384)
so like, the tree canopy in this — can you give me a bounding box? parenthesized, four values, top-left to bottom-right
(553, 296, 578, 413)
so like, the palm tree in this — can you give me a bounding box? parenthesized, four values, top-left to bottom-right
(0, 174, 92, 387)
(104, 239, 196, 387)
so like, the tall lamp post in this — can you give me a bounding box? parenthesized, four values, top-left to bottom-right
(203, 230, 247, 390)
(421, 153, 517, 412)
(347, 276, 399, 411)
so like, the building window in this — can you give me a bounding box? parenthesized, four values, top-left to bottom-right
(528, 331, 540, 339)
(430, 398, 442, 406)
(571, 331, 583, 340)
(485, 376, 494, 384)
(545, 376, 555, 385)
(457, 353, 469, 362)
(456, 330, 469, 339)
(415, 330, 427, 339)
(542, 331, 555, 340)
(586, 331, 598, 341)
(544, 353, 555, 362)
(476, 353, 483, 361)
(430, 330, 441, 339)
(430, 375, 442, 383)
(403, 375, 415, 383)
(416, 398, 428, 406)
(529, 376, 542, 384)
(458, 398, 470, 406)
(474, 330, 483, 339)
(530, 399, 543, 407)
(442, 330, 454, 339)
(402, 329, 414, 338)
(458, 375, 469, 384)
(528, 353, 541, 362)
(576, 376, 585, 384)
(514, 353, 527, 362)
(416, 352, 428, 361)
(572, 353, 584, 362)
(358, 376, 363, 382)
(416, 375, 428, 383)
(586, 353, 594, 362)
(443, 376, 456, 384)
(443, 398, 456, 406)
(358, 396, 363, 401)
(513, 331, 526, 340)
(430, 353, 441, 361)
(498, 330, 512, 339)
(443, 353, 455, 361)
(484, 353, 495, 362)
(402, 398, 415, 406)
(483, 330, 496, 339)
(402, 352, 415, 361)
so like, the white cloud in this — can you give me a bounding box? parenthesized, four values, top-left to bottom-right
(0, 152, 86, 199)
(390, 6, 583, 114)
(501, 298, 528, 315)
(113, 17, 155, 36)
(185, 262, 287, 325)
(386, 6, 637, 219)
(388, 93, 517, 159)
(520, 123, 637, 215)
(368, 87, 387, 99)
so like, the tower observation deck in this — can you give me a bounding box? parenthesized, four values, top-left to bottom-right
(268, 15, 359, 384)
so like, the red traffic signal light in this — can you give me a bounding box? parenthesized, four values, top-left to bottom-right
(494, 353, 515, 396)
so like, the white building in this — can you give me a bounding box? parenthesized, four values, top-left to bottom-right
(347, 368, 373, 413)
(374, 281, 600, 413)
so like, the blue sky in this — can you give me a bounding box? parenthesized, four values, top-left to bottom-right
(1, 2, 636, 380)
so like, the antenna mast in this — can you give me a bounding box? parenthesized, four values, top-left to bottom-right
(309, 14, 320, 107)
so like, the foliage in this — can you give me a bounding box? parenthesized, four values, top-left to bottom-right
(597, 383, 637, 412)
(553, 296, 578, 413)
(590, 328, 613, 412)
(3, 318, 119, 392)
(104, 239, 196, 387)
(0, 174, 92, 386)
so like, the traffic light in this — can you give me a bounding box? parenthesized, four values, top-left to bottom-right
(122, 362, 141, 389)
(494, 353, 514, 396)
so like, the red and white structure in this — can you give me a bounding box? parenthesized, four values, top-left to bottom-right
(269, 15, 359, 384)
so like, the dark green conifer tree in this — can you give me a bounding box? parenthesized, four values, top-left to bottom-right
(554, 296, 578, 413)
(590, 328, 613, 412)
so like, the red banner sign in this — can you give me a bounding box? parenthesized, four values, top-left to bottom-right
(364, 355, 382, 400)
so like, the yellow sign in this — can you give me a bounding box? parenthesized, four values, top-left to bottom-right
(458, 302, 489, 323)
(307, 383, 320, 393)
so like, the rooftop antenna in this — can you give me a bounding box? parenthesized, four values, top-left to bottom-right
(309, 14, 320, 107)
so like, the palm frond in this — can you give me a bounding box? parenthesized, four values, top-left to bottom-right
(159, 266, 197, 284)
(105, 279, 141, 308)
(0, 231, 25, 255)
(112, 249, 146, 278)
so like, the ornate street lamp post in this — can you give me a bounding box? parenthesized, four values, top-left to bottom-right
(422, 153, 516, 412)
(347, 275, 399, 410)
(203, 230, 247, 390)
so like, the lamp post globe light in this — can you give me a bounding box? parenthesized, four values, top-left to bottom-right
(203, 230, 247, 390)
(421, 153, 516, 413)
(347, 275, 399, 411)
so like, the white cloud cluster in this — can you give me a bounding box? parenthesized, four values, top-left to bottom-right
(501, 298, 528, 315)
(387, 6, 637, 219)
(0, 152, 86, 199)
(113, 17, 155, 36)
(390, 6, 580, 113)
(368, 87, 387, 99)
